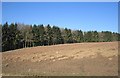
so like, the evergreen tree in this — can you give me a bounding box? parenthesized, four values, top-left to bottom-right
(52, 26, 64, 44)
(77, 30, 84, 42)
(2, 22, 9, 51)
(118, 33, 120, 41)
(9, 23, 18, 50)
(72, 30, 84, 43)
(102, 31, 113, 42)
(63, 28, 73, 43)
(32, 24, 39, 46)
(84, 31, 93, 42)
(112, 32, 119, 41)
(45, 24, 53, 45)
(14, 23, 23, 49)
(38, 24, 45, 46)
(92, 31, 99, 42)
(72, 30, 78, 43)
(2, 22, 120, 52)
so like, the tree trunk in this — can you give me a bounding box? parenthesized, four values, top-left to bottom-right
(33, 42, 34, 47)
(30, 41, 31, 47)
(23, 41, 24, 48)
(25, 41, 26, 48)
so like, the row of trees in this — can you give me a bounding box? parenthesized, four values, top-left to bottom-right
(2, 22, 120, 52)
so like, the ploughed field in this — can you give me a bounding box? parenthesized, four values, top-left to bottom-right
(2, 42, 118, 76)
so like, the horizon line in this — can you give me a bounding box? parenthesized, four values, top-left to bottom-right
(1, 22, 119, 33)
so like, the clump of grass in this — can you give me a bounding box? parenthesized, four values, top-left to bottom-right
(22, 59, 25, 62)
(5, 63, 9, 67)
(111, 48, 116, 50)
(32, 56, 35, 59)
(98, 48, 101, 50)
(41, 54, 46, 56)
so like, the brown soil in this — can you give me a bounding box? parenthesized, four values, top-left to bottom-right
(2, 42, 118, 76)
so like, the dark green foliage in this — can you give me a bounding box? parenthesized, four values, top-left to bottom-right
(2, 22, 120, 52)
(32, 24, 39, 46)
(2, 22, 9, 51)
(52, 26, 64, 44)
(45, 24, 53, 45)
(84, 31, 93, 42)
(102, 31, 113, 42)
(38, 24, 45, 46)
(92, 31, 99, 42)
(13, 23, 23, 49)
(72, 30, 84, 43)
(2, 22, 23, 51)
(118, 33, 120, 41)
(63, 28, 73, 43)
(112, 32, 119, 41)
(32, 24, 45, 46)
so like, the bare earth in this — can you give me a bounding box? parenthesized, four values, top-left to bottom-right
(2, 42, 118, 76)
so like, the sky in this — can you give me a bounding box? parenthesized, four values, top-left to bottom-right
(2, 2, 118, 32)
(1, 0, 120, 2)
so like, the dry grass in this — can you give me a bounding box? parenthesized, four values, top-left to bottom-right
(2, 42, 118, 76)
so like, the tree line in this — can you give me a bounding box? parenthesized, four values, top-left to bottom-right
(1, 22, 120, 52)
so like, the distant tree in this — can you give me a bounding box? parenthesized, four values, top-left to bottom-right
(26, 25, 33, 47)
(2, 22, 9, 51)
(72, 30, 84, 43)
(98, 32, 103, 42)
(38, 24, 45, 46)
(63, 28, 73, 43)
(45, 24, 53, 45)
(52, 26, 64, 45)
(9, 23, 20, 50)
(14, 23, 23, 49)
(92, 31, 99, 42)
(2, 23, 22, 50)
(2, 22, 120, 52)
(72, 30, 78, 43)
(32, 24, 39, 46)
(118, 33, 120, 41)
(84, 31, 93, 42)
(102, 31, 113, 42)
(112, 32, 119, 41)
(8, 23, 15, 50)
(77, 30, 84, 42)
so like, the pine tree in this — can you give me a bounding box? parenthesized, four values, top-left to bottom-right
(2, 22, 120, 52)
(45, 24, 53, 45)
(38, 24, 45, 46)
(112, 32, 119, 41)
(2, 22, 9, 51)
(32, 24, 38, 46)
(78, 30, 84, 42)
(52, 26, 64, 44)
(63, 28, 73, 43)
(102, 31, 113, 42)
(72, 30, 84, 43)
(9, 23, 19, 50)
(84, 31, 93, 42)
(92, 31, 99, 42)
(14, 23, 23, 49)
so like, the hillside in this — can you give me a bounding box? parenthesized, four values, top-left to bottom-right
(2, 42, 118, 76)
